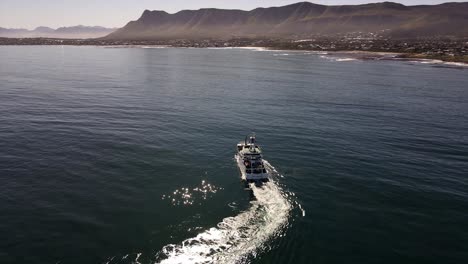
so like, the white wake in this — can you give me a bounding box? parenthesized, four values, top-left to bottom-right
(157, 161, 292, 264)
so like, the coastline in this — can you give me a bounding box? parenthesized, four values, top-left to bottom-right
(81, 45, 468, 65)
(1, 41, 467, 66)
(260, 47, 468, 66)
(205, 47, 468, 66)
(260, 47, 468, 65)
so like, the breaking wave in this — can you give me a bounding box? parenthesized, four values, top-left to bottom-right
(204, 47, 268, 52)
(320, 55, 358, 62)
(336, 58, 358, 62)
(409, 59, 468, 68)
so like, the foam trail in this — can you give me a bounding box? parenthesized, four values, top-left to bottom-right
(135, 253, 142, 264)
(157, 161, 292, 264)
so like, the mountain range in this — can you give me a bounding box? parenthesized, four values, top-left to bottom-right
(105, 1, 468, 40)
(0, 26, 117, 39)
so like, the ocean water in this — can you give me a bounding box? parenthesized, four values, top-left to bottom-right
(1, 46, 467, 264)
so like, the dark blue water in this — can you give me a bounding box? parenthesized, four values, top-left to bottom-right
(1, 46, 467, 264)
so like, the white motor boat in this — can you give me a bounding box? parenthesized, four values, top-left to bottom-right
(236, 133, 269, 183)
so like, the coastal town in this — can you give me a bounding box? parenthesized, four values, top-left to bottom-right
(1, 33, 467, 63)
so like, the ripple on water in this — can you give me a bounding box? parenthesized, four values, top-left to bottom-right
(161, 180, 223, 206)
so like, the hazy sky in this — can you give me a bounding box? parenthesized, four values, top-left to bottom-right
(0, 0, 465, 29)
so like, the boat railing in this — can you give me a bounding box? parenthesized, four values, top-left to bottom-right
(246, 168, 267, 174)
(245, 165, 265, 169)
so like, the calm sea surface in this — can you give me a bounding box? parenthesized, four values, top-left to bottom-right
(1, 46, 468, 264)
